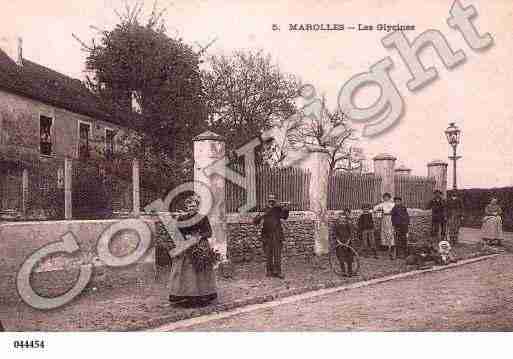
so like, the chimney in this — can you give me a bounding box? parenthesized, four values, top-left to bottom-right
(0, 35, 23, 66)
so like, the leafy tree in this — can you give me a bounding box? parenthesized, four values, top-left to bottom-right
(77, 3, 207, 162)
(202, 50, 299, 158)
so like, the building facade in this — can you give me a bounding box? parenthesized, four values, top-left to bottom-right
(0, 38, 135, 220)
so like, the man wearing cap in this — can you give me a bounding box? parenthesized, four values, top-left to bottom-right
(253, 194, 289, 278)
(427, 190, 447, 243)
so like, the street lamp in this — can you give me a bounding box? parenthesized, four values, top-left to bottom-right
(445, 122, 462, 190)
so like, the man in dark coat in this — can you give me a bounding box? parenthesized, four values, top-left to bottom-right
(427, 190, 447, 242)
(253, 194, 289, 278)
(335, 208, 356, 276)
(391, 196, 410, 258)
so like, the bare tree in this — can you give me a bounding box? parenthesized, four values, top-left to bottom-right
(267, 94, 362, 175)
(202, 50, 299, 156)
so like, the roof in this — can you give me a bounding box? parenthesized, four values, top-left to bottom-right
(0, 49, 125, 126)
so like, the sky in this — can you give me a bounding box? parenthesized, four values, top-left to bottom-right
(1, 0, 512, 188)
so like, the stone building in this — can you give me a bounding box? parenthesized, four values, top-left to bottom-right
(0, 38, 134, 219)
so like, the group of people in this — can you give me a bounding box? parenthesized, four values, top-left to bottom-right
(426, 190, 505, 246)
(164, 194, 290, 309)
(151, 191, 506, 310)
(332, 190, 467, 274)
(332, 194, 412, 276)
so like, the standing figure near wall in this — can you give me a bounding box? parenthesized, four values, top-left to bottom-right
(481, 197, 504, 246)
(391, 196, 410, 259)
(253, 194, 289, 279)
(374, 193, 396, 259)
(427, 190, 447, 243)
(168, 196, 218, 307)
(446, 192, 464, 245)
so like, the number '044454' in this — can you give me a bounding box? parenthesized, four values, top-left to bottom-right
(13, 340, 45, 349)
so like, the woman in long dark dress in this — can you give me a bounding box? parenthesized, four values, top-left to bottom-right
(168, 196, 217, 307)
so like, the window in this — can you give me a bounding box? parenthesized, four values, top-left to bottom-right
(105, 128, 115, 158)
(131, 90, 142, 114)
(78, 122, 91, 159)
(40, 115, 53, 156)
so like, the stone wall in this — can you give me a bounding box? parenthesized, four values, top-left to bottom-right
(226, 212, 316, 263)
(226, 209, 432, 263)
(0, 217, 158, 303)
(0, 210, 432, 303)
(327, 209, 432, 246)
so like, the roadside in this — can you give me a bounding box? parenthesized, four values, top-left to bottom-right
(0, 232, 500, 331)
(173, 253, 513, 331)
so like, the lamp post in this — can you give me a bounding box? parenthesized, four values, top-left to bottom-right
(445, 122, 462, 190)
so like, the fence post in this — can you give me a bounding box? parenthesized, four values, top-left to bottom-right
(64, 157, 72, 219)
(21, 168, 28, 216)
(427, 160, 448, 197)
(373, 153, 396, 197)
(132, 158, 140, 217)
(193, 131, 227, 261)
(299, 147, 330, 256)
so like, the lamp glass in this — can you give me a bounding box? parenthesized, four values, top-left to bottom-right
(445, 123, 460, 146)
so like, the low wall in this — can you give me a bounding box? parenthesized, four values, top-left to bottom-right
(226, 209, 432, 263)
(0, 217, 158, 304)
(0, 209, 432, 303)
(327, 209, 432, 245)
(227, 211, 316, 263)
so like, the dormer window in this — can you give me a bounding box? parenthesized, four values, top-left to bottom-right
(40, 115, 53, 156)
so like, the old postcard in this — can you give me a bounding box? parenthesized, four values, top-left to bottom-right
(0, 0, 512, 356)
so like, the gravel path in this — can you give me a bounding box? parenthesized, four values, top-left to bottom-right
(0, 241, 495, 331)
(181, 254, 513, 331)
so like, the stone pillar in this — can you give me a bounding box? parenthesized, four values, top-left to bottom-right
(373, 153, 397, 196)
(395, 164, 412, 176)
(193, 131, 227, 260)
(64, 157, 72, 219)
(299, 147, 330, 256)
(21, 168, 28, 215)
(132, 158, 140, 217)
(427, 160, 448, 197)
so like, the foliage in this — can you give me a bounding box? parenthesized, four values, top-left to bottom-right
(202, 50, 299, 158)
(77, 2, 207, 163)
(155, 219, 176, 250)
(189, 238, 222, 272)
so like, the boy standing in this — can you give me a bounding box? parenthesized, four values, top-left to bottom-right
(358, 203, 377, 258)
(335, 208, 355, 276)
(391, 196, 410, 259)
(427, 190, 447, 242)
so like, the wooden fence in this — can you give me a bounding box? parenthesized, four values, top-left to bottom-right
(394, 175, 435, 209)
(226, 163, 311, 212)
(328, 172, 382, 210)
